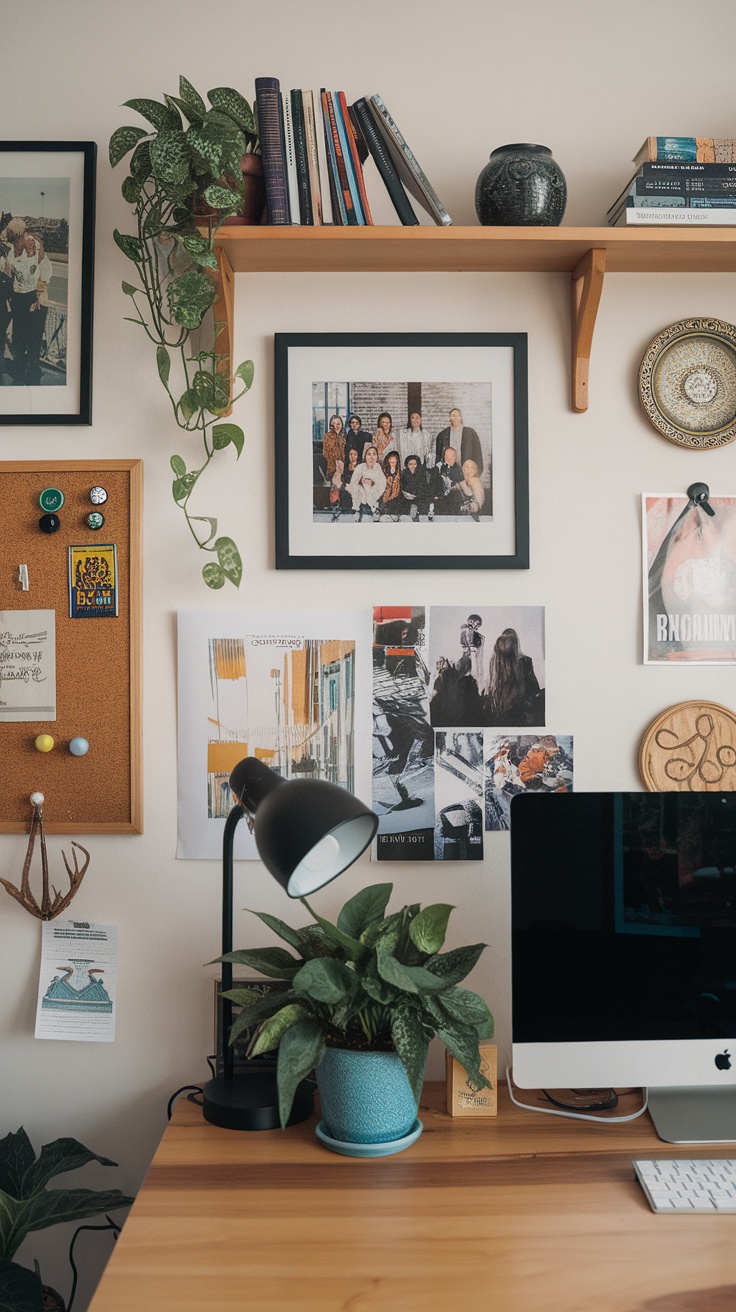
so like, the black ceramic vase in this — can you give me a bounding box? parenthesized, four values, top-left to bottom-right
(475, 144, 567, 226)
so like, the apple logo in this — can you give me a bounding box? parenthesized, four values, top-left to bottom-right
(715, 1050, 732, 1072)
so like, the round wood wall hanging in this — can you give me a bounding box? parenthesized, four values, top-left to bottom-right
(639, 700, 736, 791)
(638, 317, 736, 449)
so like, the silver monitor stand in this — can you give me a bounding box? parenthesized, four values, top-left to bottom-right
(648, 1087, 736, 1144)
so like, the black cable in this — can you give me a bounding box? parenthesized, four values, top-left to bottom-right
(167, 1084, 204, 1120)
(67, 1216, 121, 1312)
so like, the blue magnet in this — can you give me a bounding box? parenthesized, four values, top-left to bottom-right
(69, 737, 89, 757)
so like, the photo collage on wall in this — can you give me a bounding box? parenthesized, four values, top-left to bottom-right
(372, 605, 574, 860)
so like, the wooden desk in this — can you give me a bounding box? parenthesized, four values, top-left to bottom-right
(88, 1083, 736, 1312)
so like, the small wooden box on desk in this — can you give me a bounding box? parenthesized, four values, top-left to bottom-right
(445, 1041, 498, 1116)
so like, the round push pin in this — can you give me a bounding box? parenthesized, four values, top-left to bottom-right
(34, 734, 54, 753)
(39, 513, 60, 534)
(30, 791, 45, 808)
(86, 511, 104, 530)
(69, 737, 89, 757)
(89, 486, 108, 506)
(39, 487, 64, 513)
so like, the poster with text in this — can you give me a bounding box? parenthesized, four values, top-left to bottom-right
(177, 610, 372, 860)
(35, 920, 117, 1042)
(644, 494, 736, 663)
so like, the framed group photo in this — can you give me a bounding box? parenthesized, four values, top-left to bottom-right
(274, 332, 529, 570)
(0, 141, 96, 425)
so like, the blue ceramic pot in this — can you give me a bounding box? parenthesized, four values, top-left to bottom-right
(475, 144, 567, 227)
(316, 1048, 421, 1144)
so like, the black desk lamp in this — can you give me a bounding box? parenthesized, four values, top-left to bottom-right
(202, 756, 378, 1131)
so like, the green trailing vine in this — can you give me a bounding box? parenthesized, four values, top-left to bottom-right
(109, 76, 258, 589)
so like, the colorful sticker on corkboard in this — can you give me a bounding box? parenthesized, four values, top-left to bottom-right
(639, 701, 736, 791)
(68, 545, 118, 618)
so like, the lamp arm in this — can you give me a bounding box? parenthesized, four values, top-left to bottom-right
(222, 802, 246, 1085)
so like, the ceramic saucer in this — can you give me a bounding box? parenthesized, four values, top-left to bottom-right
(314, 1118, 423, 1158)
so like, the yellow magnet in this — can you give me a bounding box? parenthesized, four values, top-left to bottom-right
(34, 734, 55, 753)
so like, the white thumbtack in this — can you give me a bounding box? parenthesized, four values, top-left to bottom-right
(19, 565, 29, 591)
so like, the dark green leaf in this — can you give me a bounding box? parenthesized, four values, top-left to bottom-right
(234, 359, 254, 389)
(178, 389, 199, 423)
(376, 935, 449, 995)
(277, 1016, 325, 1128)
(212, 423, 244, 455)
(129, 139, 152, 180)
(24, 1139, 116, 1195)
(185, 126, 222, 173)
(390, 999, 429, 1105)
(291, 958, 355, 1005)
(409, 904, 454, 956)
(0, 1129, 35, 1200)
(172, 473, 196, 503)
(360, 967, 396, 1005)
(433, 988, 493, 1038)
(219, 947, 301, 979)
(156, 345, 170, 387)
(109, 125, 148, 168)
(121, 280, 139, 296)
(112, 229, 141, 262)
(224, 988, 293, 1045)
(250, 1003, 306, 1057)
(337, 883, 393, 940)
(179, 76, 207, 118)
(248, 911, 310, 954)
(121, 175, 141, 204)
(431, 1017, 492, 1093)
(0, 1260, 43, 1312)
(189, 249, 219, 270)
(203, 183, 240, 212)
(20, 1187, 133, 1240)
(170, 454, 186, 477)
(167, 270, 215, 329)
(142, 202, 163, 238)
(123, 97, 181, 132)
(359, 910, 402, 949)
(179, 233, 210, 254)
(215, 536, 242, 588)
(150, 130, 190, 184)
(202, 562, 225, 590)
(424, 943, 486, 985)
(192, 370, 216, 408)
(301, 898, 365, 962)
(208, 86, 256, 134)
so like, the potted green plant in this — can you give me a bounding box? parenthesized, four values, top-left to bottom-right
(109, 76, 258, 590)
(0, 1126, 133, 1312)
(221, 883, 493, 1151)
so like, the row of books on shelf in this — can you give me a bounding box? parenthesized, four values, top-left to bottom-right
(609, 137, 736, 226)
(254, 77, 451, 227)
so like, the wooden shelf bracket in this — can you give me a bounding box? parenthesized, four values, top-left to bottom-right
(571, 247, 606, 413)
(214, 243, 235, 418)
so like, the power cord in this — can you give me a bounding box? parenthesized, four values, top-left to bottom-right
(167, 1085, 203, 1120)
(66, 1216, 122, 1312)
(505, 1066, 649, 1124)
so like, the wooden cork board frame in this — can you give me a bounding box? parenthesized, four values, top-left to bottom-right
(0, 459, 142, 833)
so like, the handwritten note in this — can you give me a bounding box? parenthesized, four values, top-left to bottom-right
(0, 610, 56, 721)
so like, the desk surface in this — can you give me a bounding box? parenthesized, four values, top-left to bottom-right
(88, 1083, 736, 1312)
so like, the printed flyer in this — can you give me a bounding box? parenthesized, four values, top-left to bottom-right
(644, 494, 736, 663)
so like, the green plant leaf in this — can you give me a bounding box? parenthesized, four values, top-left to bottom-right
(123, 97, 181, 132)
(24, 1139, 116, 1195)
(192, 370, 216, 409)
(432, 988, 493, 1038)
(219, 947, 301, 979)
(167, 271, 216, 330)
(301, 898, 365, 963)
(169, 455, 186, 477)
(185, 126, 222, 174)
(179, 75, 207, 118)
(291, 958, 355, 1005)
(227, 988, 295, 1045)
(215, 537, 242, 588)
(337, 883, 393, 940)
(208, 86, 256, 134)
(390, 999, 429, 1105)
(150, 130, 190, 185)
(172, 473, 196, 503)
(409, 904, 454, 956)
(248, 911, 311, 955)
(156, 345, 170, 387)
(376, 935, 448, 995)
(121, 280, 139, 296)
(203, 183, 240, 212)
(142, 202, 163, 238)
(212, 423, 244, 456)
(0, 1130, 35, 1200)
(189, 516, 218, 547)
(121, 175, 141, 204)
(129, 139, 152, 180)
(360, 966, 396, 1005)
(277, 1016, 325, 1129)
(112, 229, 141, 262)
(431, 1018, 492, 1093)
(250, 1003, 306, 1057)
(202, 563, 225, 590)
(109, 125, 148, 168)
(0, 1259, 43, 1312)
(19, 1187, 133, 1242)
(234, 359, 255, 389)
(424, 943, 486, 985)
(189, 249, 219, 270)
(178, 389, 199, 423)
(179, 233, 210, 254)
(359, 910, 402, 949)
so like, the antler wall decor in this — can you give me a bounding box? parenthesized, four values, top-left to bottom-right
(0, 793, 90, 920)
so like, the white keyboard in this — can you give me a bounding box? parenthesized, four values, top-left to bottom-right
(633, 1159, 736, 1212)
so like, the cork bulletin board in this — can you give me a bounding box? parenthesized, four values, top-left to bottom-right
(0, 459, 142, 833)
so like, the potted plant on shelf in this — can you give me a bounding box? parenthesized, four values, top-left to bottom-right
(0, 1126, 133, 1312)
(109, 76, 259, 590)
(221, 882, 493, 1154)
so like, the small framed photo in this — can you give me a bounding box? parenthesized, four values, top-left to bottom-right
(0, 141, 96, 425)
(275, 332, 529, 570)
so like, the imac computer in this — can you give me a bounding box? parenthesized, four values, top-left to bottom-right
(510, 791, 736, 1143)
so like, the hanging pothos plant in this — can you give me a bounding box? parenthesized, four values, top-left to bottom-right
(110, 76, 257, 589)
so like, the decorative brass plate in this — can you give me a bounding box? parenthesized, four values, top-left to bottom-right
(639, 318, 736, 449)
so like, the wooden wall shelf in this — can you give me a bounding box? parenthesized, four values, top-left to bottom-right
(213, 226, 736, 412)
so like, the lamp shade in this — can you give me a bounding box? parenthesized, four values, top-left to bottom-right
(229, 757, 377, 896)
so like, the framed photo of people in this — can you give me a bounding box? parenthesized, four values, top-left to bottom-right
(274, 332, 529, 570)
(0, 142, 96, 425)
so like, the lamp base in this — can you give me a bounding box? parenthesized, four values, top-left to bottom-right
(202, 1068, 314, 1131)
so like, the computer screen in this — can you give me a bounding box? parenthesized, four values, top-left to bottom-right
(510, 792, 736, 1140)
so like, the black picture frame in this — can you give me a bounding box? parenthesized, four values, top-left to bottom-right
(274, 332, 529, 570)
(0, 141, 96, 425)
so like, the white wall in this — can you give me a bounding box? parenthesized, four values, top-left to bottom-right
(2, 1, 736, 1304)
